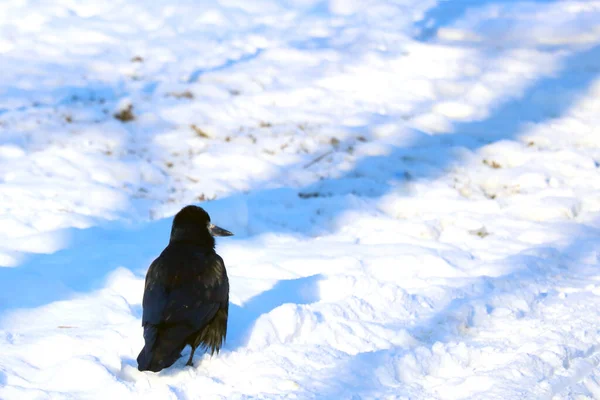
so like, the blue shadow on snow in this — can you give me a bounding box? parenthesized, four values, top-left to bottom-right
(414, 0, 557, 42)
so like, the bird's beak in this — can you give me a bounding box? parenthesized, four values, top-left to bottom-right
(208, 223, 234, 237)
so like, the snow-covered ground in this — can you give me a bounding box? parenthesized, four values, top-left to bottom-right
(1, 0, 600, 398)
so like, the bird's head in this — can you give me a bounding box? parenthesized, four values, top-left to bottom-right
(170, 205, 233, 246)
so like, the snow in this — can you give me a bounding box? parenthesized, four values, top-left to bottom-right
(1, 0, 600, 398)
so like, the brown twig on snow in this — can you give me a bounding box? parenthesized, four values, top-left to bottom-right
(303, 150, 333, 169)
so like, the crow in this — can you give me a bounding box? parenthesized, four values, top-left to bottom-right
(137, 205, 233, 372)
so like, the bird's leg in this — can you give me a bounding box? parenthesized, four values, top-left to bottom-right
(186, 346, 196, 367)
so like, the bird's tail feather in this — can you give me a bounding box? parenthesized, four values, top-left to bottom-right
(137, 324, 190, 372)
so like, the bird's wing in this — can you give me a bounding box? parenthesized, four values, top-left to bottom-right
(141, 258, 167, 326)
(141, 252, 228, 330)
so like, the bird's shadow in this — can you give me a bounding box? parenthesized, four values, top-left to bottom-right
(225, 274, 323, 351)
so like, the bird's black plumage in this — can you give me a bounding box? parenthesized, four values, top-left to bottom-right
(137, 205, 233, 372)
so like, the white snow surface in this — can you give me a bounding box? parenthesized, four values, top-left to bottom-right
(1, 0, 600, 399)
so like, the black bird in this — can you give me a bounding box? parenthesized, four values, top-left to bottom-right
(137, 205, 233, 372)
